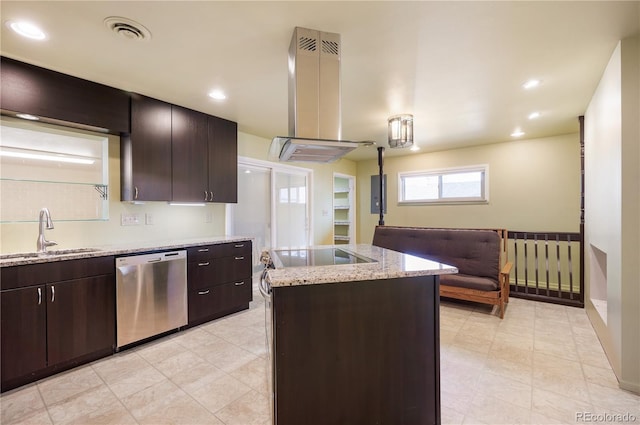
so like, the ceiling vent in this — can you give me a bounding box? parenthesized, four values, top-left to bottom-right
(104, 17, 151, 41)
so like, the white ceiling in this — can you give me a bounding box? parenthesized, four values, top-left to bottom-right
(1, 1, 638, 161)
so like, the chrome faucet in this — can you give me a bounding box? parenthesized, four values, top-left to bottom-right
(37, 207, 57, 253)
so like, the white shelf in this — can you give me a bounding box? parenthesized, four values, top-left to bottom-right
(334, 220, 351, 225)
(334, 205, 350, 210)
(333, 235, 350, 241)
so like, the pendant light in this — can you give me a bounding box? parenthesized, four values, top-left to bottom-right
(388, 114, 413, 148)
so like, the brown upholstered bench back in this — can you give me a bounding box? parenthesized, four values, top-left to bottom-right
(372, 226, 501, 284)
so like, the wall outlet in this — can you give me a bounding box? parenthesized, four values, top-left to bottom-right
(145, 213, 154, 225)
(121, 213, 140, 226)
(205, 211, 213, 223)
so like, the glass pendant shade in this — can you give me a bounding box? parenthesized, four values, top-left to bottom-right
(388, 114, 413, 148)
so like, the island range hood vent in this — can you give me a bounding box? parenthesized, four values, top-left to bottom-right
(270, 27, 373, 163)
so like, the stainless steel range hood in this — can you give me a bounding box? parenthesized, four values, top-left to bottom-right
(270, 27, 373, 163)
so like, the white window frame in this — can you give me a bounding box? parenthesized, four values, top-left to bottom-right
(398, 165, 489, 205)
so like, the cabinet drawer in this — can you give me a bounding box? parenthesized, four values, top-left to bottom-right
(188, 278, 251, 324)
(187, 241, 251, 262)
(188, 255, 251, 290)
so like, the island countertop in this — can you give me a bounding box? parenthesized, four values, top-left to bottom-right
(265, 244, 458, 287)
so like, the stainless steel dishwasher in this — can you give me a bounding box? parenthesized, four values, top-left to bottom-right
(115, 250, 187, 348)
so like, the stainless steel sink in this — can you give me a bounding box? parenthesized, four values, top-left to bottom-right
(0, 248, 101, 260)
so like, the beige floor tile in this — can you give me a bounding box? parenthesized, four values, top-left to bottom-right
(173, 327, 219, 351)
(91, 350, 149, 384)
(466, 393, 532, 424)
(531, 387, 593, 423)
(533, 352, 584, 381)
(103, 363, 168, 399)
(587, 382, 640, 416)
(482, 356, 533, 386)
(37, 366, 104, 406)
(533, 337, 580, 362)
(0, 384, 47, 424)
(214, 389, 270, 425)
(188, 373, 252, 414)
(229, 356, 270, 395)
(475, 370, 533, 409)
(123, 380, 221, 425)
(169, 361, 227, 393)
(582, 363, 619, 389)
(57, 403, 137, 425)
(441, 407, 465, 425)
(46, 386, 120, 424)
(153, 350, 209, 379)
(134, 338, 186, 364)
(492, 330, 535, 353)
(441, 388, 474, 416)
(533, 368, 590, 403)
(3, 408, 53, 425)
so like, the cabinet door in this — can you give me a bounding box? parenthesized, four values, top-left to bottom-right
(172, 105, 209, 202)
(207, 116, 238, 203)
(125, 95, 172, 201)
(0, 286, 47, 386)
(46, 275, 115, 366)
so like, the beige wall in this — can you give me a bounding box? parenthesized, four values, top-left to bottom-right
(356, 134, 581, 244)
(584, 36, 640, 394)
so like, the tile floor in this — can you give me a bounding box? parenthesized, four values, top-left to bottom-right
(1, 281, 639, 425)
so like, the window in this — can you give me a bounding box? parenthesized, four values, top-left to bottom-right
(398, 166, 488, 204)
(0, 116, 109, 222)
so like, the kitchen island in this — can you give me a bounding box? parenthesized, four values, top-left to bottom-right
(264, 245, 457, 425)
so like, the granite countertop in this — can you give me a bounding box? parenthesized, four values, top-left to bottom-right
(0, 236, 253, 267)
(265, 244, 458, 287)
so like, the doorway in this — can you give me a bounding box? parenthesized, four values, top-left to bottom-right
(228, 157, 312, 264)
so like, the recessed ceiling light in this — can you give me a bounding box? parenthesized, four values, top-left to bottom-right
(7, 20, 46, 40)
(410, 145, 420, 152)
(511, 129, 525, 137)
(16, 113, 39, 121)
(522, 79, 541, 90)
(528, 112, 541, 120)
(208, 90, 227, 100)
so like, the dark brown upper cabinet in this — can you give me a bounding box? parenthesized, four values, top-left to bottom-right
(121, 95, 173, 202)
(0, 56, 130, 134)
(171, 106, 209, 202)
(171, 107, 238, 204)
(208, 116, 238, 203)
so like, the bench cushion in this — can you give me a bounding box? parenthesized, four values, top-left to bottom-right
(372, 226, 501, 288)
(440, 273, 499, 291)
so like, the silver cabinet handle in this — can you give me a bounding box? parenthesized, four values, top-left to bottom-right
(37, 287, 42, 305)
(234, 244, 245, 248)
(204, 190, 208, 201)
(198, 262, 210, 266)
(235, 256, 244, 260)
(198, 248, 209, 252)
(198, 290, 210, 295)
(134, 186, 139, 200)
(234, 281, 244, 286)
(209, 191, 214, 201)
(51, 285, 55, 303)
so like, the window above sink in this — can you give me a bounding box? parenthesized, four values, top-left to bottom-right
(0, 116, 109, 222)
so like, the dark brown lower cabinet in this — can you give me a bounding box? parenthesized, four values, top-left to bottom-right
(0, 286, 47, 384)
(46, 275, 115, 366)
(187, 241, 252, 326)
(272, 275, 441, 425)
(188, 278, 252, 325)
(0, 258, 116, 392)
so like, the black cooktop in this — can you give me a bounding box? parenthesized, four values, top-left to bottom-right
(273, 248, 375, 268)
